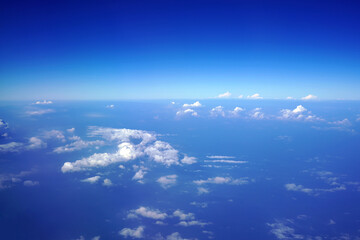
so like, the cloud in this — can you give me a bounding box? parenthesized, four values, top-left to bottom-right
(81, 176, 101, 184)
(43, 130, 66, 142)
(26, 109, 54, 115)
(34, 100, 53, 105)
(173, 210, 210, 227)
(26, 137, 46, 150)
(0, 142, 24, 153)
(54, 138, 105, 153)
(210, 106, 225, 117)
(301, 94, 318, 100)
(181, 156, 197, 164)
(279, 105, 322, 121)
(247, 93, 263, 99)
(182, 101, 202, 108)
(0, 119, 8, 129)
(119, 226, 144, 239)
(217, 91, 231, 98)
(162, 232, 192, 240)
(23, 180, 39, 186)
(173, 209, 195, 220)
(286, 96, 295, 100)
(176, 109, 198, 117)
(194, 177, 249, 185)
(267, 221, 304, 240)
(157, 175, 177, 189)
(204, 160, 247, 164)
(178, 220, 209, 227)
(329, 118, 351, 126)
(0, 170, 34, 189)
(285, 183, 313, 194)
(144, 141, 180, 166)
(106, 104, 115, 109)
(197, 187, 209, 195)
(103, 178, 113, 186)
(67, 128, 75, 133)
(128, 206, 168, 220)
(229, 107, 244, 116)
(238, 95, 244, 99)
(206, 155, 235, 159)
(132, 169, 147, 182)
(249, 108, 264, 119)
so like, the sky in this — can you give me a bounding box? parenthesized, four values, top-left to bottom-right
(1, 0, 360, 100)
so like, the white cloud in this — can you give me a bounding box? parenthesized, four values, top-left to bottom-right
(0, 142, 24, 153)
(0, 170, 34, 189)
(43, 130, 66, 142)
(279, 105, 322, 121)
(54, 138, 105, 153)
(229, 107, 244, 116)
(103, 178, 113, 186)
(144, 141, 179, 166)
(132, 169, 147, 181)
(106, 104, 115, 109)
(26, 109, 54, 115)
(286, 96, 295, 100)
(26, 137, 46, 150)
(157, 175, 177, 189)
(204, 160, 247, 164)
(250, 108, 265, 119)
(329, 118, 351, 126)
(164, 232, 191, 240)
(210, 106, 225, 117)
(34, 100, 53, 105)
(206, 155, 235, 159)
(301, 94, 318, 100)
(173, 210, 195, 220)
(217, 91, 231, 98)
(67, 128, 75, 133)
(181, 156, 197, 164)
(23, 180, 39, 186)
(285, 183, 313, 194)
(128, 206, 168, 220)
(194, 177, 249, 185)
(0, 119, 8, 128)
(247, 93, 263, 99)
(176, 109, 198, 117)
(119, 226, 144, 239)
(267, 221, 304, 240)
(197, 187, 209, 195)
(182, 101, 202, 108)
(81, 176, 100, 184)
(178, 220, 209, 227)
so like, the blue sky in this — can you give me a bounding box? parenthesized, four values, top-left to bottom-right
(1, 0, 360, 100)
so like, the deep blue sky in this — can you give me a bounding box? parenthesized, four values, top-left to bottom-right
(1, 0, 359, 100)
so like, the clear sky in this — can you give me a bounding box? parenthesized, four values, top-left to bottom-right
(1, 0, 359, 100)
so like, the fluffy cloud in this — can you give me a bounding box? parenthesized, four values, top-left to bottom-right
(159, 232, 193, 240)
(267, 221, 304, 240)
(81, 176, 100, 184)
(128, 206, 168, 220)
(43, 130, 66, 142)
(285, 183, 313, 194)
(26, 109, 54, 115)
(0, 142, 24, 153)
(54, 138, 105, 153)
(229, 107, 244, 116)
(210, 106, 225, 117)
(178, 220, 209, 227)
(176, 109, 198, 117)
(329, 118, 351, 126)
(181, 156, 197, 164)
(106, 104, 115, 109)
(67, 128, 75, 133)
(119, 226, 144, 239)
(103, 178, 113, 186)
(34, 100, 53, 105)
(301, 94, 317, 100)
(197, 187, 209, 195)
(26, 137, 46, 150)
(173, 210, 195, 220)
(279, 105, 322, 121)
(0, 170, 34, 189)
(23, 180, 39, 186)
(144, 141, 179, 166)
(194, 177, 249, 185)
(249, 108, 264, 119)
(217, 91, 231, 98)
(182, 101, 202, 108)
(247, 93, 263, 99)
(132, 169, 147, 182)
(157, 175, 177, 189)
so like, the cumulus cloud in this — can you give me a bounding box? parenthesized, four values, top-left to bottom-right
(0, 142, 24, 153)
(197, 187, 209, 195)
(23, 180, 39, 186)
(178, 220, 209, 227)
(194, 177, 249, 185)
(176, 109, 198, 117)
(329, 118, 351, 126)
(26, 137, 46, 150)
(181, 156, 197, 164)
(132, 169, 147, 182)
(182, 101, 202, 108)
(267, 221, 304, 240)
(247, 93, 263, 99)
(279, 105, 322, 121)
(81, 176, 100, 184)
(128, 206, 168, 220)
(106, 104, 115, 109)
(249, 108, 265, 119)
(229, 107, 244, 116)
(43, 130, 66, 142)
(173, 210, 209, 227)
(119, 226, 144, 239)
(217, 91, 231, 98)
(173, 210, 195, 221)
(26, 109, 54, 115)
(210, 106, 225, 117)
(285, 183, 313, 194)
(157, 175, 177, 189)
(161, 232, 192, 240)
(103, 178, 113, 186)
(144, 141, 179, 166)
(301, 94, 317, 100)
(34, 100, 53, 105)
(54, 138, 105, 153)
(67, 128, 75, 133)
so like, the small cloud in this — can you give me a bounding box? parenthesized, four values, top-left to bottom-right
(26, 137, 46, 150)
(194, 177, 249, 185)
(0, 142, 24, 153)
(26, 109, 54, 115)
(206, 155, 235, 159)
(285, 183, 313, 194)
(247, 93, 263, 99)
(67, 128, 75, 133)
(250, 108, 265, 119)
(43, 130, 66, 142)
(210, 106, 225, 117)
(23, 180, 39, 186)
(197, 187, 209, 195)
(128, 206, 168, 220)
(176, 109, 198, 117)
(132, 169, 147, 182)
(279, 105, 322, 121)
(34, 100, 53, 105)
(106, 104, 115, 109)
(157, 175, 177, 189)
(81, 176, 101, 184)
(183, 101, 202, 108)
(329, 118, 351, 126)
(229, 107, 244, 116)
(238, 95, 244, 99)
(301, 94, 318, 100)
(286, 96, 295, 100)
(217, 91, 231, 98)
(171, 101, 175, 105)
(181, 156, 197, 164)
(119, 226, 144, 239)
(103, 178, 113, 186)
